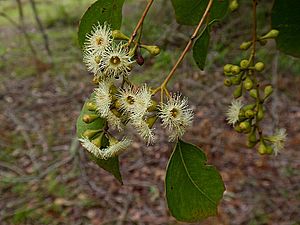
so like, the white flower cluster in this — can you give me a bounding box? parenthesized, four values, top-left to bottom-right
(83, 22, 133, 79)
(79, 22, 194, 160)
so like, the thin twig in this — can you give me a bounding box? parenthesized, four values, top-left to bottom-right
(128, 0, 154, 46)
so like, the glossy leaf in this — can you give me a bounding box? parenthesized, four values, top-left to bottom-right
(193, 28, 210, 70)
(76, 94, 123, 183)
(78, 0, 125, 48)
(171, 0, 229, 26)
(166, 140, 225, 222)
(271, 0, 300, 57)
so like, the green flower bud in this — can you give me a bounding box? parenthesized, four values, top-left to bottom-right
(239, 120, 250, 131)
(258, 140, 267, 155)
(263, 85, 273, 99)
(229, 0, 239, 11)
(231, 65, 241, 75)
(224, 78, 232, 87)
(240, 59, 249, 69)
(91, 133, 104, 147)
(240, 41, 252, 50)
(256, 104, 264, 121)
(242, 103, 256, 111)
(248, 129, 257, 143)
(260, 29, 279, 39)
(112, 30, 130, 40)
(249, 89, 258, 99)
(230, 75, 242, 85)
(83, 114, 99, 123)
(245, 109, 254, 118)
(146, 116, 158, 128)
(234, 124, 242, 133)
(233, 84, 243, 98)
(254, 62, 265, 72)
(244, 77, 253, 90)
(83, 129, 102, 139)
(87, 102, 97, 111)
(223, 64, 233, 73)
(141, 45, 160, 56)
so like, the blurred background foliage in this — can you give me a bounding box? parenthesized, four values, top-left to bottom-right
(0, 0, 299, 224)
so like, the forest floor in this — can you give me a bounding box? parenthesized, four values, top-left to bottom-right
(0, 0, 299, 225)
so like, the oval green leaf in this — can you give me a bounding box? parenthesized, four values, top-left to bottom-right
(171, 0, 229, 26)
(76, 94, 123, 183)
(78, 0, 125, 48)
(193, 28, 210, 70)
(165, 140, 225, 222)
(271, 0, 300, 58)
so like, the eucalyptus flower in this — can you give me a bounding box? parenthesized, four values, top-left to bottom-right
(226, 99, 243, 125)
(94, 80, 113, 117)
(84, 22, 112, 54)
(268, 128, 287, 156)
(79, 137, 105, 159)
(83, 50, 101, 74)
(102, 137, 132, 158)
(159, 94, 193, 141)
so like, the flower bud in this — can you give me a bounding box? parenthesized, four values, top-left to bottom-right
(147, 100, 158, 112)
(224, 78, 232, 87)
(83, 129, 102, 139)
(87, 102, 97, 111)
(244, 77, 253, 90)
(256, 104, 264, 121)
(223, 64, 233, 73)
(83, 114, 99, 123)
(240, 41, 252, 50)
(112, 30, 130, 40)
(254, 62, 265, 72)
(146, 116, 158, 128)
(245, 109, 254, 118)
(229, 0, 239, 11)
(231, 65, 241, 75)
(230, 75, 242, 85)
(247, 140, 257, 148)
(249, 89, 258, 99)
(242, 103, 256, 111)
(263, 85, 273, 99)
(239, 121, 251, 131)
(233, 84, 242, 98)
(260, 29, 279, 39)
(91, 133, 104, 147)
(240, 59, 249, 69)
(141, 45, 160, 56)
(234, 124, 242, 133)
(248, 129, 257, 143)
(258, 140, 267, 155)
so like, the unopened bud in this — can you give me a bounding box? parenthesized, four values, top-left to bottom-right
(233, 84, 243, 98)
(245, 109, 254, 118)
(258, 140, 267, 155)
(229, 0, 239, 11)
(256, 104, 264, 121)
(263, 85, 273, 99)
(260, 29, 279, 40)
(239, 121, 251, 131)
(231, 65, 241, 75)
(91, 133, 104, 147)
(112, 30, 130, 40)
(240, 41, 252, 50)
(83, 114, 99, 123)
(87, 102, 97, 111)
(230, 75, 242, 85)
(254, 62, 265, 72)
(249, 89, 258, 99)
(146, 116, 157, 128)
(224, 64, 233, 73)
(141, 45, 160, 56)
(224, 78, 232, 87)
(240, 59, 249, 69)
(248, 129, 257, 143)
(83, 129, 102, 139)
(244, 77, 253, 90)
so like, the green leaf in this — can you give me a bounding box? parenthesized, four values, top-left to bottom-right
(78, 0, 125, 48)
(271, 0, 300, 57)
(76, 94, 123, 183)
(193, 28, 210, 70)
(171, 0, 229, 26)
(165, 140, 225, 222)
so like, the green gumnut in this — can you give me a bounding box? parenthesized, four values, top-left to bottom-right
(224, 78, 232, 87)
(248, 129, 257, 143)
(231, 65, 241, 75)
(112, 30, 130, 40)
(239, 120, 250, 131)
(223, 64, 233, 73)
(249, 89, 258, 99)
(240, 59, 249, 69)
(256, 104, 264, 121)
(242, 103, 256, 111)
(254, 62, 265, 72)
(264, 85, 273, 99)
(229, 0, 239, 11)
(261, 29, 279, 39)
(240, 41, 252, 50)
(244, 77, 253, 90)
(233, 84, 243, 98)
(258, 141, 267, 155)
(230, 75, 242, 85)
(141, 45, 160, 56)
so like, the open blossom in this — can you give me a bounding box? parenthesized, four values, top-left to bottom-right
(106, 110, 124, 131)
(84, 22, 112, 54)
(268, 128, 287, 156)
(83, 50, 101, 74)
(131, 116, 155, 145)
(94, 79, 113, 117)
(159, 94, 193, 141)
(226, 99, 243, 125)
(102, 137, 132, 159)
(100, 42, 133, 78)
(79, 137, 106, 159)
